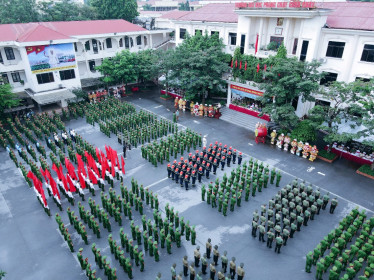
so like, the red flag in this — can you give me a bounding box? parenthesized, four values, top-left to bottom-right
(101, 151, 108, 179)
(255, 34, 259, 54)
(40, 167, 48, 183)
(88, 168, 98, 184)
(27, 171, 38, 188)
(28, 171, 47, 206)
(96, 148, 102, 164)
(52, 163, 60, 179)
(38, 180, 47, 207)
(245, 61, 247, 71)
(65, 158, 77, 180)
(112, 148, 119, 167)
(230, 60, 233, 68)
(121, 156, 126, 175)
(264, 64, 267, 72)
(235, 60, 238, 68)
(46, 169, 60, 200)
(78, 172, 86, 190)
(256, 63, 260, 73)
(76, 154, 86, 177)
(67, 174, 76, 193)
(239, 61, 242, 69)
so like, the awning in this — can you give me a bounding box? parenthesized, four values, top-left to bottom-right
(26, 88, 75, 105)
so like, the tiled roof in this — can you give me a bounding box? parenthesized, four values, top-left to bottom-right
(159, 10, 192, 20)
(317, 2, 374, 31)
(0, 20, 147, 43)
(174, 3, 238, 23)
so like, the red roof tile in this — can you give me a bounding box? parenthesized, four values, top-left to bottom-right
(0, 19, 147, 43)
(159, 10, 192, 20)
(172, 3, 238, 23)
(317, 2, 374, 31)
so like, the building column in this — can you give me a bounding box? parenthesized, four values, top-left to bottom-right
(296, 20, 305, 59)
(244, 18, 252, 54)
(149, 34, 153, 48)
(257, 18, 264, 52)
(283, 18, 291, 54)
(227, 82, 232, 107)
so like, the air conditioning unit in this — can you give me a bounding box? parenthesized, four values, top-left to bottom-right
(319, 58, 327, 64)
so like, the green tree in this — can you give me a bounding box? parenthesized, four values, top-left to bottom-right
(308, 80, 374, 148)
(38, 0, 98, 22)
(96, 50, 138, 89)
(168, 32, 229, 102)
(0, 0, 39, 24)
(290, 120, 316, 143)
(179, 1, 190, 11)
(0, 82, 20, 118)
(260, 57, 322, 131)
(143, 4, 153, 11)
(155, 49, 176, 93)
(91, 0, 139, 22)
(276, 43, 287, 59)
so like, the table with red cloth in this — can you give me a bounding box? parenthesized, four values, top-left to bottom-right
(229, 104, 270, 121)
(131, 87, 139, 92)
(326, 147, 373, 165)
(161, 90, 182, 99)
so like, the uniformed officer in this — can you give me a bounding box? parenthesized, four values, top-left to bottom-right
(237, 263, 245, 280)
(183, 256, 189, 277)
(330, 197, 338, 214)
(194, 246, 201, 267)
(230, 257, 236, 279)
(206, 238, 212, 259)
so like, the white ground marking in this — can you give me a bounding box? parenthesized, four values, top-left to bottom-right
(193, 120, 200, 124)
(317, 172, 326, 176)
(154, 105, 163, 108)
(145, 177, 169, 189)
(307, 167, 315, 172)
(248, 143, 254, 146)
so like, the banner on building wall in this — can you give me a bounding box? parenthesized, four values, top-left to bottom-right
(230, 84, 264, 100)
(26, 43, 76, 74)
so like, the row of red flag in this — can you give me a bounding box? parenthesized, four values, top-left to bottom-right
(231, 60, 267, 73)
(27, 145, 125, 208)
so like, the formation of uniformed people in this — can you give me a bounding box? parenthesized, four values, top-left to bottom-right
(143, 129, 202, 167)
(201, 158, 281, 216)
(252, 179, 337, 254)
(173, 243, 245, 280)
(307, 207, 374, 280)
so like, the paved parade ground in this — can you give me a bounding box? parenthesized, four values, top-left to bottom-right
(0, 88, 373, 280)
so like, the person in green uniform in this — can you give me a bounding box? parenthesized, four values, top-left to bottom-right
(275, 236, 283, 254)
(305, 251, 313, 273)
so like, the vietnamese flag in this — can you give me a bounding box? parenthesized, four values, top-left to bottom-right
(245, 61, 247, 71)
(76, 154, 86, 177)
(256, 63, 260, 73)
(35, 45, 45, 54)
(46, 169, 60, 199)
(239, 61, 242, 69)
(88, 168, 98, 184)
(255, 34, 259, 54)
(26, 46, 36, 54)
(78, 172, 86, 190)
(230, 60, 233, 68)
(67, 174, 76, 193)
(121, 156, 126, 175)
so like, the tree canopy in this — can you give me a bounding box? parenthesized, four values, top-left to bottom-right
(0, 82, 20, 118)
(90, 0, 139, 22)
(0, 0, 39, 24)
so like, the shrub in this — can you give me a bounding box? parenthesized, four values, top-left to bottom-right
(318, 150, 336, 160)
(358, 165, 374, 177)
(291, 120, 316, 143)
(267, 41, 278, 51)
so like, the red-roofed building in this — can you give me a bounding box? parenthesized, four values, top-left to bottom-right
(0, 19, 173, 109)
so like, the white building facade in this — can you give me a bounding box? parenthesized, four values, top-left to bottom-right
(165, 1, 374, 117)
(0, 20, 172, 109)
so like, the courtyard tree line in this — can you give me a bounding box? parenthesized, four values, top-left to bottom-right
(0, 0, 139, 24)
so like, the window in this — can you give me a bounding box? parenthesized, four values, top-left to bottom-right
(4, 47, 15, 60)
(89, 60, 96, 72)
(37, 72, 54, 84)
(300, 40, 309, 62)
(326, 41, 345, 58)
(270, 36, 284, 48)
(85, 41, 90, 51)
(292, 38, 298, 55)
(74, 43, 78, 52)
(136, 36, 142, 46)
(361, 44, 374, 62)
(124, 36, 129, 48)
(277, 18, 284, 26)
(1, 73, 9, 84)
(355, 77, 371, 82)
(11, 72, 21, 83)
(144, 36, 147, 46)
(92, 39, 98, 54)
(59, 69, 75, 81)
(106, 38, 112, 49)
(211, 31, 219, 37)
(320, 72, 338, 86)
(229, 33, 237, 45)
(315, 99, 330, 107)
(195, 29, 202, 36)
(0, 52, 3, 63)
(119, 38, 123, 48)
(180, 28, 186, 39)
